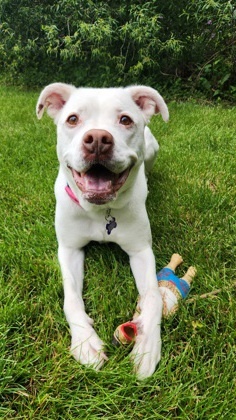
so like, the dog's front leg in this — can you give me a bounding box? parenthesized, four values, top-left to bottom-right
(58, 245, 107, 370)
(129, 247, 163, 379)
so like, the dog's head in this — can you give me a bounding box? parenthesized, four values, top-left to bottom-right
(36, 83, 168, 205)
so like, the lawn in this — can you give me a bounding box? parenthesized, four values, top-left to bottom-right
(0, 85, 236, 419)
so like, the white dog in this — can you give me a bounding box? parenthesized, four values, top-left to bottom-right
(36, 83, 169, 379)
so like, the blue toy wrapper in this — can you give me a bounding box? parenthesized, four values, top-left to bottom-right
(157, 268, 190, 298)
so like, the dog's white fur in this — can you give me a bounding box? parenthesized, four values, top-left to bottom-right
(36, 83, 169, 379)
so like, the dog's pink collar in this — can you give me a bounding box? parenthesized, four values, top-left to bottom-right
(65, 184, 82, 207)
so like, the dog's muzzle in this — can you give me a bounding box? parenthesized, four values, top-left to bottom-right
(68, 128, 131, 204)
(68, 164, 131, 205)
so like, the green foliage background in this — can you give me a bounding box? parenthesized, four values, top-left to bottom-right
(0, 0, 236, 98)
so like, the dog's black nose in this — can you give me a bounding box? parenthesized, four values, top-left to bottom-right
(83, 129, 114, 159)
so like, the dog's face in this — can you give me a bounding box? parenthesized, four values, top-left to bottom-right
(37, 83, 168, 205)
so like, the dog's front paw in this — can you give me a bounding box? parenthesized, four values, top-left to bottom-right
(130, 322, 162, 380)
(71, 326, 108, 370)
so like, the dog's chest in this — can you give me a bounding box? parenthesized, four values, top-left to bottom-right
(80, 208, 120, 243)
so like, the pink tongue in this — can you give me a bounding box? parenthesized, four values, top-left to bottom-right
(83, 167, 115, 192)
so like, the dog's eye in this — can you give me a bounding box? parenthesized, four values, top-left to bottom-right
(119, 115, 133, 126)
(67, 115, 79, 126)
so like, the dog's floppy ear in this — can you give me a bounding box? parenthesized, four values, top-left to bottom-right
(126, 85, 169, 122)
(36, 83, 76, 120)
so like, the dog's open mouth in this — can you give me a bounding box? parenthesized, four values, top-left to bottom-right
(69, 164, 131, 204)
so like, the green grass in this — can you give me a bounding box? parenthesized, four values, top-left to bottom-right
(0, 85, 236, 419)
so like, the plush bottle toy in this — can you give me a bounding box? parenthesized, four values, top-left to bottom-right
(113, 254, 196, 346)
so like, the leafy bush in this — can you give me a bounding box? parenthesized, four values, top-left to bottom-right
(0, 0, 235, 99)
